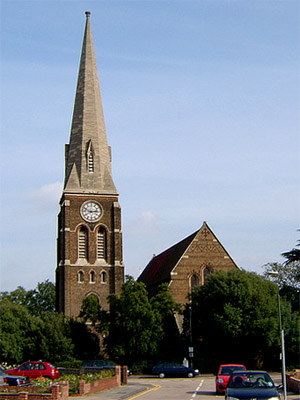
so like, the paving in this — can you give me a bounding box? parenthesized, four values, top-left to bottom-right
(72, 381, 153, 400)
(69, 377, 300, 400)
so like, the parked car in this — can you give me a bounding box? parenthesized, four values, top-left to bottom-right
(82, 360, 116, 369)
(0, 367, 28, 386)
(82, 360, 131, 376)
(6, 361, 59, 380)
(225, 370, 280, 400)
(152, 362, 199, 378)
(216, 364, 246, 394)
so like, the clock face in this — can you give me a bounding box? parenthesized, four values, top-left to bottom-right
(81, 201, 102, 222)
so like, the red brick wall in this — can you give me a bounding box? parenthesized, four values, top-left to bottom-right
(0, 383, 68, 400)
(56, 194, 125, 317)
(0, 369, 121, 399)
(79, 376, 119, 395)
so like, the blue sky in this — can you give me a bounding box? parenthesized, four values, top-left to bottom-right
(0, 0, 299, 292)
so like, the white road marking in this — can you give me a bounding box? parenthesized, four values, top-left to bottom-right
(190, 378, 204, 399)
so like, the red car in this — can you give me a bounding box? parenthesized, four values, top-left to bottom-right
(215, 364, 246, 394)
(6, 361, 59, 380)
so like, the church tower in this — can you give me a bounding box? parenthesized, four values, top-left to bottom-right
(56, 12, 124, 317)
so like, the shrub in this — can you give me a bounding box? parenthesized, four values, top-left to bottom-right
(30, 370, 115, 395)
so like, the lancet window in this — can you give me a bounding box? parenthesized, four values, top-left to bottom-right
(78, 226, 88, 259)
(90, 270, 96, 283)
(190, 274, 199, 290)
(101, 271, 107, 283)
(203, 267, 211, 284)
(97, 227, 107, 260)
(78, 271, 84, 283)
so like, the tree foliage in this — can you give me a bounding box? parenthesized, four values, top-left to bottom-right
(187, 270, 290, 371)
(0, 280, 94, 363)
(103, 276, 181, 367)
(263, 238, 300, 314)
(0, 280, 56, 316)
(0, 300, 74, 363)
(79, 294, 108, 332)
(263, 237, 300, 289)
(0, 301, 38, 362)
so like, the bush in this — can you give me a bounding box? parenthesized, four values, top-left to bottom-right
(30, 370, 115, 395)
(54, 360, 83, 369)
(130, 360, 153, 375)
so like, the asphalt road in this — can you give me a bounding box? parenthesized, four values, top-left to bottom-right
(82, 373, 298, 400)
(125, 375, 222, 400)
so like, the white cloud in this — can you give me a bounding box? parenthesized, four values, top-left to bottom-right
(24, 182, 63, 206)
(126, 211, 158, 234)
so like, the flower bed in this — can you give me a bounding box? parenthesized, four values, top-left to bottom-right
(0, 366, 122, 399)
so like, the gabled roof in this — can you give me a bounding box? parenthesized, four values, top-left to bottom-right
(138, 221, 239, 289)
(138, 229, 199, 288)
(64, 12, 117, 195)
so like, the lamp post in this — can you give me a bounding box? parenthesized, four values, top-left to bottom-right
(189, 303, 194, 368)
(268, 272, 287, 400)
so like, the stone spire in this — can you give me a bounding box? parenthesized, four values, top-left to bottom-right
(64, 11, 117, 195)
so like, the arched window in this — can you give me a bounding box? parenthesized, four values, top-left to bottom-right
(78, 271, 84, 283)
(97, 227, 107, 260)
(101, 271, 107, 284)
(78, 226, 88, 259)
(203, 267, 211, 284)
(90, 270, 95, 283)
(81, 294, 100, 321)
(190, 274, 199, 290)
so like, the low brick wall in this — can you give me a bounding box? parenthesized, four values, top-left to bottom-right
(287, 370, 300, 394)
(0, 366, 123, 400)
(78, 365, 121, 395)
(79, 376, 118, 395)
(0, 383, 69, 400)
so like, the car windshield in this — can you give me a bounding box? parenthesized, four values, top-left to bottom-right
(220, 366, 244, 375)
(228, 372, 275, 389)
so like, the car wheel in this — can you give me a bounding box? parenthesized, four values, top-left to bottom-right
(159, 373, 165, 378)
(188, 372, 194, 378)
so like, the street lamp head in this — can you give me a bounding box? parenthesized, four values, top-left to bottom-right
(267, 270, 279, 277)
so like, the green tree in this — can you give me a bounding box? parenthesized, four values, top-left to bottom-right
(150, 283, 183, 362)
(0, 301, 40, 363)
(263, 237, 300, 289)
(188, 270, 283, 371)
(0, 300, 74, 363)
(264, 238, 300, 313)
(79, 294, 108, 332)
(69, 319, 100, 360)
(30, 280, 56, 315)
(104, 276, 180, 367)
(0, 280, 56, 316)
(282, 238, 300, 264)
(0, 286, 32, 306)
(36, 313, 74, 361)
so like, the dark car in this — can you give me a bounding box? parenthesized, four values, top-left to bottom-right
(216, 364, 246, 393)
(0, 367, 28, 386)
(82, 360, 116, 370)
(225, 370, 280, 400)
(6, 361, 59, 380)
(82, 360, 131, 376)
(152, 362, 199, 378)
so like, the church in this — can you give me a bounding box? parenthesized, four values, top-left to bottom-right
(55, 12, 238, 318)
(55, 12, 124, 317)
